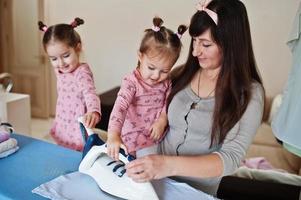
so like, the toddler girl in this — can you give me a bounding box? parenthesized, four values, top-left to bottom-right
(38, 18, 101, 151)
(107, 17, 187, 159)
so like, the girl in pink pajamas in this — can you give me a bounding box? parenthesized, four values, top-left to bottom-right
(38, 18, 101, 151)
(107, 17, 187, 159)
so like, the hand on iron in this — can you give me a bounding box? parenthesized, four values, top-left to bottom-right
(83, 111, 100, 128)
(107, 131, 128, 161)
(125, 154, 171, 182)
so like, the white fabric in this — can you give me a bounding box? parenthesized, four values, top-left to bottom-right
(32, 172, 218, 200)
(0, 138, 17, 153)
(268, 94, 283, 124)
(233, 166, 301, 186)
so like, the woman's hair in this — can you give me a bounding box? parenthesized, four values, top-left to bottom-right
(169, 0, 264, 146)
(138, 17, 187, 66)
(38, 17, 84, 51)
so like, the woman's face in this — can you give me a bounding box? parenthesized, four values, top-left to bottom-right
(192, 29, 222, 70)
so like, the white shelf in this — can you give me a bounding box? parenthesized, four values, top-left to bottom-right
(0, 92, 31, 135)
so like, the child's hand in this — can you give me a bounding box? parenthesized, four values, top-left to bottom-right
(107, 132, 127, 160)
(83, 112, 100, 128)
(149, 121, 166, 141)
(150, 113, 168, 141)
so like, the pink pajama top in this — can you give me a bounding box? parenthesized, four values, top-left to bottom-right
(108, 69, 171, 154)
(50, 63, 101, 151)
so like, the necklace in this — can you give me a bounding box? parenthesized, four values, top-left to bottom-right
(190, 70, 215, 109)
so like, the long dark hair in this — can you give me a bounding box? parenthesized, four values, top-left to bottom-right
(169, 0, 264, 146)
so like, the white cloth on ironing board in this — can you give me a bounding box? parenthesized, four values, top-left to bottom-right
(32, 171, 217, 200)
(0, 132, 10, 143)
(0, 138, 17, 153)
(0, 146, 19, 158)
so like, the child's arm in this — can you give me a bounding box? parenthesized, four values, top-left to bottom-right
(107, 130, 127, 160)
(83, 111, 100, 128)
(150, 112, 168, 141)
(107, 75, 136, 160)
(76, 64, 101, 128)
(150, 80, 171, 141)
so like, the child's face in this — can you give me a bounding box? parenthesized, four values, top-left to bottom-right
(138, 52, 174, 85)
(46, 41, 81, 73)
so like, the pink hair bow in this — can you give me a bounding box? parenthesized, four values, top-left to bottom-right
(196, 0, 218, 25)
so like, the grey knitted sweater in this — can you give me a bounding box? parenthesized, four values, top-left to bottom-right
(160, 82, 264, 196)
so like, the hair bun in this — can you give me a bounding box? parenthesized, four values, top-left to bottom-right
(153, 17, 164, 28)
(71, 17, 84, 28)
(74, 17, 84, 26)
(38, 21, 47, 32)
(177, 25, 188, 36)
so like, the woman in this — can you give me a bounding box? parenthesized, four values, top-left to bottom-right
(126, 0, 265, 197)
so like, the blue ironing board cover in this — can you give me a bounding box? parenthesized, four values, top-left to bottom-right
(0, 134, 81, 200)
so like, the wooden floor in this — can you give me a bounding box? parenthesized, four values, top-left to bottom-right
(30, 117, 54, 143)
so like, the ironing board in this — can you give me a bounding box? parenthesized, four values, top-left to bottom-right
(0, 134, 217, 200)
(0, 134, 81, 200)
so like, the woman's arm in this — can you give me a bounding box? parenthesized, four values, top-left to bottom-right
(126, 153, 223, 182)
(215, 83, 264, 176)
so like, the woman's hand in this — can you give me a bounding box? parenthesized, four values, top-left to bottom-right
(84, 111, 100, 128)
(125, 154, 172, 182)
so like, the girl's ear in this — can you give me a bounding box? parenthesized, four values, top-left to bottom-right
(137, 51, 143, 62)
(75, 43, 82, 53)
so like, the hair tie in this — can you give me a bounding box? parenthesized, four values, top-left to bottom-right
(42, 26, 48, 32)
(196, 0, 218, 25)
(38, 21, 48, 32)
(176, 32, 182, 39)
(70, 20, 77, 28)
(152, 25, 160, 32)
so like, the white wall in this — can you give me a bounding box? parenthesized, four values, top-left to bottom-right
(242, 0, 300, 97)
(45, 0, 300, 97)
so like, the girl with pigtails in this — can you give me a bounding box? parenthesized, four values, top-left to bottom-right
(107, 17, 187, 160)
(38, 18, 101, 151)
